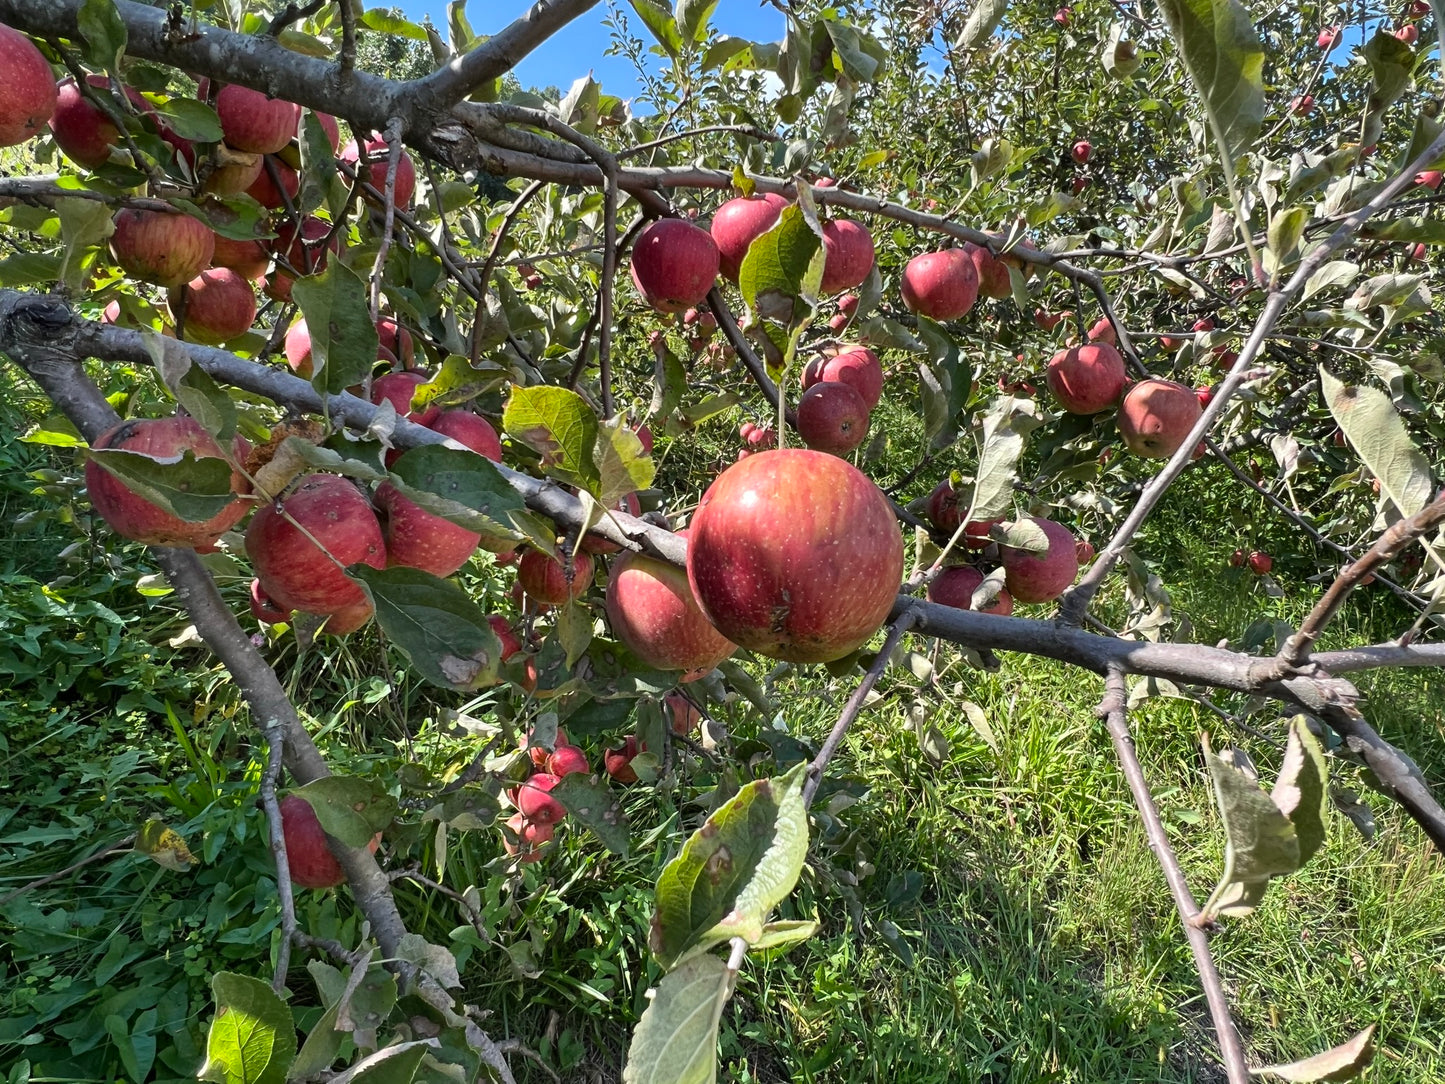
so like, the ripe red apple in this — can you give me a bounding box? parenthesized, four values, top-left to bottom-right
(547, 744, 590, 777)
(665, 690, 702, 734)
(250, 578, 290, 624)
(212, 235, 270, 280)
(926, 565, 1013, 615)
(1071, 175, 1089, 195)
(963, 242, 1012, 300)
(109, 208, 215, 288)
(1396, 23, 1419, 43)
(245, 473, 387, 626)
(605, 735, 640, 784)
(0, 24, 56, 148)
(374, 481, 480, 578)
(376, 318, 415, 368)
(167, 267, 256, 345)
(48, 75, 143, 168)
(266, 215, 337, 301)
(1071, 140, 1091, 165)
(801, 345, 884, 410)
(797, 380, 869, 456)
(686, 449, 904, 662)
(1248, 551, 1273, 575)
(1054, 7, 1072, 25)
(246, 157, 299, 209)
(635, 423, 654, 454)
(1075, 538, 1096, 564)
(215, 84, 301, 154)
(819, 218, 875, 295)
(1318, 26, 1340, 48)
(838, 293, 860, 319)
(490, 615, 537, 692)
(1000, 517, 1080, 603)
(1195, 384, 1213, 407)
(1118, 378, 1203, 458)
(1085, 317, 1116, 346)
(86, 416, 250, 548)
(502, 812, 554, 862)
(429, 409, 503, 461)
(1046, 343, 1127, 414)
(516, 773, 565, 825)
(341, 135, 417, 208)
(711, 192, 789, 281)
(926, 480, 999, 546)
(1411, 242, 1428, 262)
(371, 370, 428, 416)
(900, 249, 978, 321)
(605, 540, 737, 676)
(1034, 309, 1066, 331)
(1416, 170, 1443, 190)
(279, 794, 379, 889)
(630, 218, 720, 313)
(202, 149, 264, 197)
(1291, 94, 1315, 115)
(518, 548, 594, 605)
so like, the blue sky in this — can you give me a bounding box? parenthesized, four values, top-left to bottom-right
(396, 0, 786, 98)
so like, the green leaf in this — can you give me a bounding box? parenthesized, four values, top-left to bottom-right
(502, 384, 601, 493)
(198, 972, 296, 1084)
(152, 97, 222, 142)
(56, 197, 115, 291)
(1302, 260, 1359, 301)
(396, 933, 461, 989)
(1200, 736, 1301, 921)
(594, 417, 655, 506)
(821, 20, 883, 82)
(1252, 1025, 1377, 1082)
(675, 0, 717, 46)
(286, 1003, 341, 1081)
(389, 445, 524, 537)
(1155, 0, 1265, 162)
(558, 75, 601, 133)
(344, 1041, 431, 1084)
(352, 565, 506, 691)
(170, 195, 273, 242)
(23, 414, 86, 447)
(292, 263, 380, 397)
(956, 0, 1008, 50)
(297, 112, 338, 217)
(134, 818, 195, 871)
(702, 36, 752, 71)
(176, 364, 238, 445)
(1271, 717, 1329, 868)
(650, 763, 809, 969)
(750, 918, 819, 953)
(0, 252, 62, 287)
(76, 0, 127, 73)
(552, 772, 631, 856)
(1319, 366, 1434, 517)
(740, 201, 824, 319)
(87, 447, 239, 522)
(1265, 206, 1309, 275)
(622, 953, 730, 1084)
(629, 0, 684, 56)
(972, 408, 1030, 521)
(360, 8, 430, 38)
(292, 775, 396, 848)
(412, 354, 510, 411)
(1360, 30, 1415, 150)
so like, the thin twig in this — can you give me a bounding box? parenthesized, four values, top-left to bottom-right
(0, 835, 136, 905)
(617, 123, 780, 160)
(337, 0, 356, 75)
(369, 117, 406, 324)
(258, 720, 297, 993)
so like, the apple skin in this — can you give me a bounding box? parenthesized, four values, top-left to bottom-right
(371, 370, 428, 416)
(1086, 317, 1116, 345)
(801, 345, 883, 410)
(1395, 23, 1419, 43)
(279, 794, 381, 890)
(516, 773, 565, 825)
(547, 745, 590, 777)
(605, 540, 737, 675)
(518, 548, 594, 606)
(1318, 26, 1340, 48)
(85, 416, 250, 549)
(250, 577, 290, 624)
(245, 473, 387, 626)
(313, 111, 341, 152)
(246, 157, 299, 209)
(49, 75, 140, 168)
(962, 242, 1012, 300)
(341, 135, 417, 208)
(1046, 343, 1127, 414)
(429, 410, 503, 461)
(665, 691, 701, 734)
(374, 482, 479, 578)
(630, 219, 720, 314)
(1000, 517, 1080, 604)
(711, 192, 788, 281)
(819, 219, 875, 295)
(1118, 378, 1203, 458)
(900, 249, 978, 321)
(926, 566, 1013, 616)
(212, 235, 270, 280)
(0, 25, 56, 148)
(604, 735, 640, 784)
(215, 84, 301, 154)
(167, 267, 256, 345)
(926, 481, 999, 546)
(1071, 139, 1092, 165)
(1248, 551, 1273, 575)
(1416, 170, 1444, 190)
(686, 448, 904, 663)
(502, 812, 554, 862)
(796, 380, 870, 457)
(110, 209, 215, 289)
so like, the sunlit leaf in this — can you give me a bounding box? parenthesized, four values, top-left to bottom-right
(1155, 0, 1265, 162)
(1253, 1025, 1377, 1081)
(622, 953, 730, 1084)
(198, 973, 295, 1084)
(1320, 366, 1434, 517)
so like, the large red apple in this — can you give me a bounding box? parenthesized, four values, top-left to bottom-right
(999, 517, 1079, 603)
(926, 566, 1013, 615)
(110, 208, 215, 288)
(167, 267, 257, 345)
(518, 548, 594, 605)
(900, 249, 978, 321)
(605, 538, 737, 676)
(926, 480, 999, 546)
(340, 135, 417, 208)
(49, 75, 144, 168)
(373, 481, 479, 578)
(801, 345, 883, 410)
(215, 84, 301, 154)
(686, 449, 903, 662)
(711, 192, 788, 281)
(797, 380, 869, 457)
(963, 242, 1011, 300)
(0, 24, 56, 148)
(211, 235, 270, 280)
(630, 219, 719, 314)
(1046, 343, 1127, 414)
(1118, 378, 1202, 458)
(819, 219, 875, 295)
(245, 473, 386, 625)
(371, 370, 428, 416)
(85, 416, 250, 549)
(279, 794, 379, 889)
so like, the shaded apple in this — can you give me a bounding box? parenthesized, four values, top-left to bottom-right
(801, 345, 883, 410)
(502, 812, 553, 862)
(167, 267, 257, 345)
(963, 242, 1011, 300)
(796, 380, 869, 457)
(547, 744, 589, 777)
(518, 548, 594, 606)
(926, 480, 999, 546)
(110, 208, 215, 288)
(211, 234, 270, 280)
(926, 565, 1013, 615)
(1046, 343, 1127, 414)
(246, 156, 299, 209)
(1000, 517, 1079, 604)
(604, 735, 640, 783)
(490, 615, 537, 692)
(341, 134, 417, 208)
(216, 84, 300, 154)
(280, 794, 379, 889)
(49, 75, 143, 168)
(250, 577, 290, 624)
(665, 690, 702, 734)
(1118, 378, 1203, 458)
(605, 538, 737, 676)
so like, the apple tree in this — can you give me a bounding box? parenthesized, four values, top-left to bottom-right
(0, 0, 1442, 1080)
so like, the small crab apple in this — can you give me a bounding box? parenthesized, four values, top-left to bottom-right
(1054, 7, 1073, 25)
(1071, 140, 1091, 165)
(502, 812, 553, 862)
(1248, 551, 1273, 575)
(1230, 548, 1246, 567)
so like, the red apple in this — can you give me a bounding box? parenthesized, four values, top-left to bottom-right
(246, 156, 299, 209)
(605, 540, 737, 676)
(1411, 242, 1428, 262)
(630, 218, 720, 313)
(801, 345, 884, 410)
(110, 208, 215, 289)
(665, 690, 702, 734)
(215, 84, 300, 155)
(371, 370, 428, 416)
(605, 735, 640, 784)
(837, 293, 860, 319)
(518, 548, 594, 605)
(245, 473, 387, 626)
(279, 794, 379, 889)
(1248, 551, 1273, 575)
(686, 449, 904, 662)
(1291, 94, 1315, 115)
(516, 773, 565, 825)
(376, 318, 415, 368)
(1195, 384, 1213, 407)
(1054, 7, 1072, 25)
(48, 75, 144, 168)
(85, 415, 250, 548)
(635, 424, 654, 454)
(1034, 309, 1067, 331)
(1075, 538, 1096, 564)
(1071, 139, 1091, 165)
(711, 192, 788, 281)
(963, 242, 1012, 300)
(1396, 23, 1419, 43)
(1318, 26, 1340, 48)
(819, 218, 875, 295)
(1118, 378, 1203, 458)
(374, 481, 480, 578)
(1000, 518, 1079, 603)
(926, 566, 1013, 615)
(0, 24, 56, 148)
(1085, 317, 1116, 345)
(926, 480, 999, 546)
(547, 744, 590, 777)
(1416, 170, 1443, 190)
(250, 578, 290, 624)
(212, 235, 270, 280)
(502, 812, 553, 862)
(490, 615, 537, 692)
(1046, 343, 1127, 414)
(340, 135, 417, 208)
(266, 215, 337, 301)
(797, 380, 869, 457)
(429, 409, 503, 460)
(313, 110, 340, 152)
(900, 249, 978, 321)
(167, 267, 256, 345)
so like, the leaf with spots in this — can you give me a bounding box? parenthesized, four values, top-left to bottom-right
(292, 775, 396, 848)
(552, 772, 630, 856)
(649, 762, 809, 969)
(291, 263, 379, 397)
(352, 566, 504, 692)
